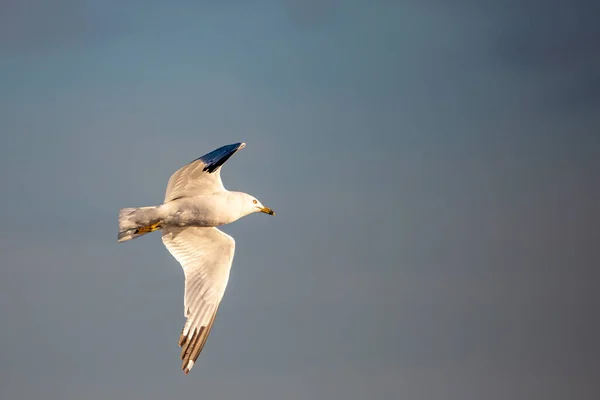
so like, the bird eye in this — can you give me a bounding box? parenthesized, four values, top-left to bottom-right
(253, 200, 258, 204)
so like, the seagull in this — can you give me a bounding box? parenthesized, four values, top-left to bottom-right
(117, 142, 275, 374)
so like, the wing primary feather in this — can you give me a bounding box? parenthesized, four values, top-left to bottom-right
(192, 306, 219, 360)
(181, 326, 203, 374)
(180, 328, 198, 359)
(185, 327, 206, 364)
(179, 306, 221, 374)
(178, 328, 186, 347)
(196, 142, 245, 174)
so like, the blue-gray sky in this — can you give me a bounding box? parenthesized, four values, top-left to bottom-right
(1, 1, 599, 399)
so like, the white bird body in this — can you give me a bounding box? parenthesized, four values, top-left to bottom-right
(163, 192, 247, 227)
(117, 142, 274, 374)
(119, 191, 258, 233)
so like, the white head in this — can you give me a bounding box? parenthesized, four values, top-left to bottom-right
(237, 192, 275, 217)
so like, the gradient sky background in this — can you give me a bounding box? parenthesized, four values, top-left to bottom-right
(1, 1, 599, 399)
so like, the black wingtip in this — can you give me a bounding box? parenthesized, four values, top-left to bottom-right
(195, 142, 245, 174)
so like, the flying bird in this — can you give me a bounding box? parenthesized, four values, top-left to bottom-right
(117, 142, 275, 374)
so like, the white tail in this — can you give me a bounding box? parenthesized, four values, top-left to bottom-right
(117, 206, 161, 243)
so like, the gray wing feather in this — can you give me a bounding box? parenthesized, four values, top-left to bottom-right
(164, 142, 245, 202)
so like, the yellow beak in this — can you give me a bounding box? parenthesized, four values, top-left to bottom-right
(261, 206, 275, 216)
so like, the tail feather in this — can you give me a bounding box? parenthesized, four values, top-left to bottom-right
(117, 206, 162, 243)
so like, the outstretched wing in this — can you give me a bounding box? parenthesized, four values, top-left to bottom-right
(164, 142, 246, 202)
(161, 226, 236, 374)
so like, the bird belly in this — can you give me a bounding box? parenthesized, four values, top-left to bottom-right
(161, 196, 237, 228)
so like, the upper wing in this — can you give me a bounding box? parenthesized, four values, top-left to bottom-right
(164, 142, 246, 202)
(161, 226, 236, 374)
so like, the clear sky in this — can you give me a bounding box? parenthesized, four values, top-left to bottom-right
(1, 1, 599, 399)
